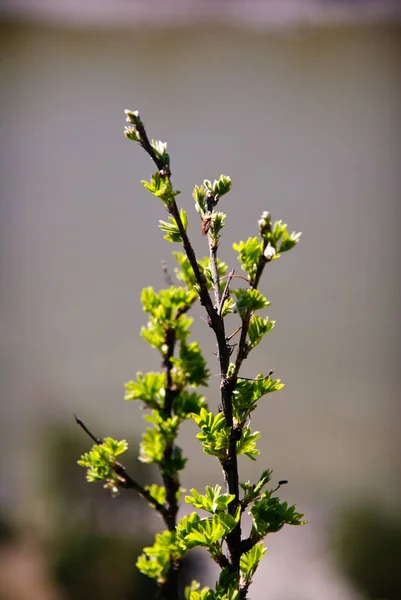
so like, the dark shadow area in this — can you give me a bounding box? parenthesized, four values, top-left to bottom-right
(332, 501, 401, 600)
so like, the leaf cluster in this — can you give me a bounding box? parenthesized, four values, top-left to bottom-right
(77, 437, 128, 496)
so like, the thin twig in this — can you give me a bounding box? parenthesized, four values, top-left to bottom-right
(220, 273, 249, 284)
(74, 414, 169, 519)
(209, 237, 221, 309)
(236, 371, 273, 382)
(74, 414, 101, 444)
(218, 269, 235, 317)
(226, 324, 242, 342)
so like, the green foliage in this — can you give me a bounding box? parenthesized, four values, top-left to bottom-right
(232, 237, 263, 283)
(142, 172, 180, 208)
(137, 530, 187, 584)
(232, 288, 269, 318)
(247, 314, 275, 350)
(193, 176, 232, 217)
(159, 209, 188, 242)
(232, 375, 284, 424)
(185, 486, 235, 514)
(173, 251, 228, 291)
(171, 341, 210, 388)
(192, 409, 231, 461)
(172, 390, 207, 419)
(139, 412, 187, 475)
(125, 372, 166, 409)
(177, 511, 240, 552)
(266, 220, 302, 255)
(140, 286, 196, 350)
(236, 428, 260, 461)
(144, 483, 168, 506)
(250, 490, 306, 538)
(78, 110, 304, 600)
(78, 437, 128, 496)
(240, 543, 266, 588)
(204, 176, 232, 201)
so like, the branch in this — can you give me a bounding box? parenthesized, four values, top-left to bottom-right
(231, 247, 273, 382)
(161, 326, 180, 532)
(209, 234, 221, 309)
(218, 269, 235, 317)
(74, 415, 169, 520)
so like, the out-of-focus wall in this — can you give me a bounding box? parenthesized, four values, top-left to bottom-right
(1, 21, 400, 599)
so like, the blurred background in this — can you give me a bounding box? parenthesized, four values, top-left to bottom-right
(1, 1, 400, 599)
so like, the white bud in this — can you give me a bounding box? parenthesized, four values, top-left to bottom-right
(264, 245, 276, 260)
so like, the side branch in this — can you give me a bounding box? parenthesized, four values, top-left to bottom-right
(74, 415, 169, 520)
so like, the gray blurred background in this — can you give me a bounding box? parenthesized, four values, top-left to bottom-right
(1, 1, 400, 599)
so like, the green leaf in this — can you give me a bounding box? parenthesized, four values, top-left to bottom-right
(144, 483, 167, 506)
(209, 212, 226, 242)
(173, 252, 228, 291)
(192, 409, 230, 461)
(232, 374, 284, 423)
(263, 220, 301, 254)
(236, 428, 260, 460)
(77, 437, 129, 496)
(240, 470, 273, 507)
(142, 172, 180, 207)
(150, 139, 170, 167)
(240, 543, 266, 586)
(185, 485, 235, 514)
(177, 512, 239, 551)
(247, 314, 275, 351)
(136, 530, 186, 584)
(219, 297, 234, 318)
(203, 175, 232, 201)
(250, 490, 306, 537)
(139, 427, 165, 464)
(212, 175, 232, 199)
(233, 288, 269, 318)
(159, 209, 187, 243)
(124, 371, 166, 409)
(173, 390, 207, 419)
(279, 230, 302, 253)
(232, 237, 263, 281)
(171, 341, 210, 388)
(193, 185, 207, 215)
(140, 287, 197, 351)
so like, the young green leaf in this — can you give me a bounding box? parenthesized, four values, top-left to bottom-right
(171, 341, 210, 388)
(247, 314, 275, 351)
(159, 209, 188, 242)
(236, 428, 260, 461)
(232, 288, 269, 318)
(240, 543, 266, 587)
(136, 530, 186, 584)
(185, 485, 235, 514)
(232, 237, 263, 281)
(124, 371, 166, 409)
(192, 409, 230, 460)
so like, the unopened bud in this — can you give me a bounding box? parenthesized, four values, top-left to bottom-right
(264, 245, 276, 260)
(259, 211, 272, 236)
(124, 109, 141, 124)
